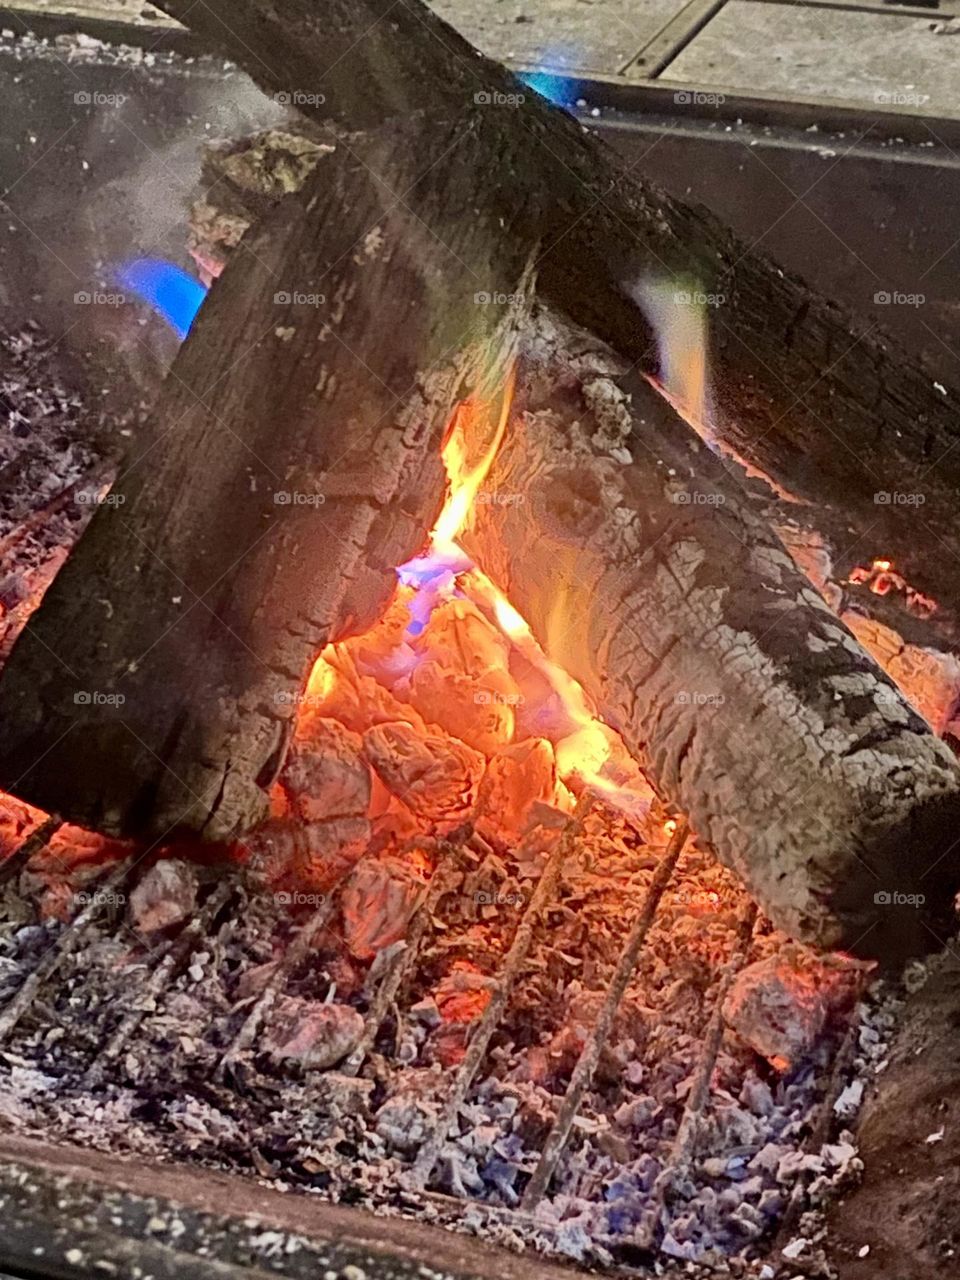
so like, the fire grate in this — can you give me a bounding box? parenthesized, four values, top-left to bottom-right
(0, 801, 869, 1272)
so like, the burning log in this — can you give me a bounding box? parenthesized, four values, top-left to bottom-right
(0, 0, 954, 972)
(0, 123, 530, 840)
(460, 313, 960, 959)
(152, 0, 960, 630)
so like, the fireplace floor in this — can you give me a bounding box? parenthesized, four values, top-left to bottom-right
(0, 792, 889, 1276)
(0, 1131, 602, 1280)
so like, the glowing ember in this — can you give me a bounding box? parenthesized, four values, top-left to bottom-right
(847, 558, 938, 619)
(306, 364, 652, 816)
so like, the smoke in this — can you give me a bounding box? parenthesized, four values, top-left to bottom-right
(58, 63, 284, 386)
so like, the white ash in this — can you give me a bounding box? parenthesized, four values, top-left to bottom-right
(0, 813, 872, 1274)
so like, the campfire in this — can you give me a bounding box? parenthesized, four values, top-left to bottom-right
(1, 1, 960, 1276)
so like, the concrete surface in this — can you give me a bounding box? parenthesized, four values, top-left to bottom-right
(4, 0, 960, 113)
(669, 4, 960, 110)
(0, 1133, 621, 1280)
(429, 0, 679, 74)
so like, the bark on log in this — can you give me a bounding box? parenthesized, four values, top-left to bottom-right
(0, 124, 531, 840)
(459, 310, 960, 960)
(151, 0, 960, 630)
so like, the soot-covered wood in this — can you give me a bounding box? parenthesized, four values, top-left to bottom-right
(461, 311, 960, 961)
(0, 124, 531, 840)
(151, 0, 960, 632)
(170, 120, 960, 958)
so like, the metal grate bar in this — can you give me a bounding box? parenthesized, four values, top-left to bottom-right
(620, 0, 730, 79)
(742, 0, 956, 17)
(0, 815, 63, 888)
(341, 837, 467, 1078)
(0, 858, 131, 1040)
(216, 894, 335, 1080)
(637, 898, 759, 1248)
(85, 879, 236, 1087)
(408, 794, 594, 1190)
(521, 820, 690, 1209)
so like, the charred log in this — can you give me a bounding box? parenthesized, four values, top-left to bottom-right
(460, 311, 960, 960)
(0, 125, 531, 840)
(151, 0, 960, 628)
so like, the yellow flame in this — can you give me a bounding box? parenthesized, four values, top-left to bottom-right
(305, 651, 337, 701)
(305, 355, 651, 819)
(432, 363, 517, 551)
(636, 279, 709, 434)
(461, 565, 648, 807)
(415, 367, 649, 813)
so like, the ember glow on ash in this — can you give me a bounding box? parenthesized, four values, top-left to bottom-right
(847, 557, 938, 618)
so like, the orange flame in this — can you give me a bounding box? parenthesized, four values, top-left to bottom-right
(432, 364, 516, 551)
(426, 381, 650, 815)
(306, 357, 651, 819)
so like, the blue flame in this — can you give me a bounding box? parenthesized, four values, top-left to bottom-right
(517, 69, 577, 109)
(118, 258, 207, 340)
